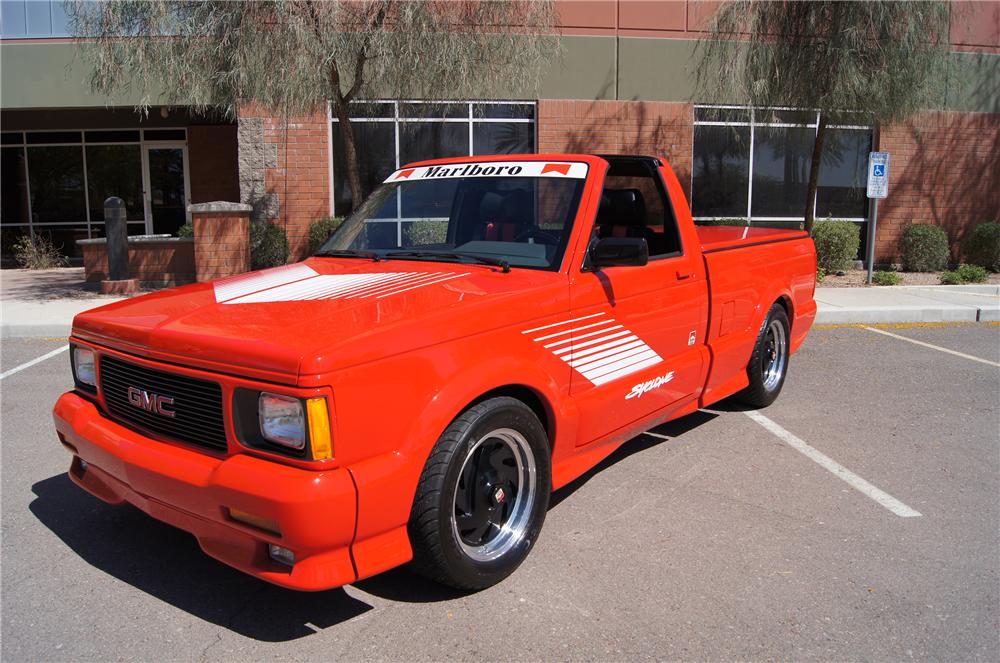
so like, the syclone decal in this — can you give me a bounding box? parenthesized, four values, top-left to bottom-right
(625, 371, 675, 400)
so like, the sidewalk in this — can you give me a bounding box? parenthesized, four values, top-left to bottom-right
(815, 284, 1000, 324)
(1, 268, 124, 339)
(2, 269, 999, 338)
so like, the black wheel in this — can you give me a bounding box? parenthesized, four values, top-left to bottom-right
(736, 303, 791, 408)
(407, 397, 551, 590)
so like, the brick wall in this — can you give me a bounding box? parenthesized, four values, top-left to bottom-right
(81, 239, 195, 284)
(537, 99, 694, 194)
(188, 125, 240, 204)
(877, 111, 1000, 262)
(239, 105, 330, 260)
(192, 209, 250, 281)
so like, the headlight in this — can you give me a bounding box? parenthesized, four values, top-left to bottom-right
(72, 346, 96, 387)
(258, 392, 305, 450)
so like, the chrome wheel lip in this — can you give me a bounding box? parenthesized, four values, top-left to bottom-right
(762, 318, 788, 391)
(451, 427, 537, 563)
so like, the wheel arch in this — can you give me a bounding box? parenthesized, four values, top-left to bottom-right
(464, 384, 555, 451)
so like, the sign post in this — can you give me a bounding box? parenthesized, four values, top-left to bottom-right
(865, 152, 889, 285)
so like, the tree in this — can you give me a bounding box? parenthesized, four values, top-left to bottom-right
(695, 1, 950, 233)
(69, 0, 559, 211)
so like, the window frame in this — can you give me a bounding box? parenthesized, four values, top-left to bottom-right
(692, 105, 873, 224)
(0, 128, 189, 244)
(328, 100, 537, 245)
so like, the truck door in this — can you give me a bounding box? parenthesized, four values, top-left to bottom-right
(563, 159, 708, 445)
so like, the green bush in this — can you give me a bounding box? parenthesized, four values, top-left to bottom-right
(872, 270, 901, 286)
(403, 219, 449, 246)
(176, 222, 194, 238)
(900, 224, 949, 272)
(955, 263, 990, 283)
(812, 220, 860, 272)
(250, 222, 289, 270)
(941, 263, 990, 285)
(816, 266, 826, 283)
(962, 222, 1000, 272)
(12, 233, 69, 269)
(308, 216, 343, 253)
(939, 270, 962, 285)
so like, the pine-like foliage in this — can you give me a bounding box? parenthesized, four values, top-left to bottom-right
(695, 1, 950, 232)
(68, 1, 559, 210)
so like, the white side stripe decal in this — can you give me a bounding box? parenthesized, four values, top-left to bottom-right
(524, 313, 663, 386)
(216, 269, 469, 304)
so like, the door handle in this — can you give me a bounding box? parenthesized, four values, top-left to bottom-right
(677, 271, 694, 280)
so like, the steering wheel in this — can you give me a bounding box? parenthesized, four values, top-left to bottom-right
(514, 227, 560, 245)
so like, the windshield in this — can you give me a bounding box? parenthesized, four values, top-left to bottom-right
(317, 161, 587, 270)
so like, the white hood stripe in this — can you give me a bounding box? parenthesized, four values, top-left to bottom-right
(214, 264, 319, 302)
(218, 270, 470, 304)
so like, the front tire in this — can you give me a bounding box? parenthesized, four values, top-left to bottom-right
(736, 303, 791, 408)
(407, 397, 551, 590)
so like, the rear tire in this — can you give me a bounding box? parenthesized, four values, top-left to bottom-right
(407, 397, 551, 590)
(736, 303, 790, 408)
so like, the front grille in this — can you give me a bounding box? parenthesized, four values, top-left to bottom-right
(99, 355, 228, 452)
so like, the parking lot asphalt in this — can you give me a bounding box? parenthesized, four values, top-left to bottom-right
(2, 324, 998, 662)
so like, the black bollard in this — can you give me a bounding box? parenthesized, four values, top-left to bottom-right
(104, 197, 129, 281)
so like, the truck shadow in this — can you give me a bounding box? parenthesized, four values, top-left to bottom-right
(28, 475, 373, 642)
(29, 408, 722, 632)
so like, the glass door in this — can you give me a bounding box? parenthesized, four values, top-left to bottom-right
(143, 144, 190, 235)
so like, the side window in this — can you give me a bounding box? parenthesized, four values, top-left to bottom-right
(595, 161, 682, 258)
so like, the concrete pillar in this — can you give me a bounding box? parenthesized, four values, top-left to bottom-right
(188, 202, 252, 282)
(100, 196, 139, 295)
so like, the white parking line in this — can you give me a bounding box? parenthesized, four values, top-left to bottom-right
(863, 326, 1000, 368)
(743, 409, 923, 518)
(643, 431, 671, 440)
(0, 344, 69, 381)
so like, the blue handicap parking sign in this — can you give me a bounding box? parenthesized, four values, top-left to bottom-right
(873, 164, 885, 177)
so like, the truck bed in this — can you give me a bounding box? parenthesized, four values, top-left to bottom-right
(696, 225, 810, 253)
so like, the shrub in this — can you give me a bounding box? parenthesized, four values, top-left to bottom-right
(176, 222, 194, 238)
(955, 263, 990, 283)
(939, 270, 962, 285)
(900, 224, 949, 272)
(308, 216, 344, 253)
(12, 233, 69, 269)
(872, 270, 901, 286)
(250, 222, 289, 270)
(403, 219, 449, 246)
(816, 266, 826, 283)
(962, 222, 1000, 272)
(941, 263, 990, 285)
(812, 220, 860, 272)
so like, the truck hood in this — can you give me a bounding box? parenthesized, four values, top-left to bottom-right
(72, 259, 568, 385)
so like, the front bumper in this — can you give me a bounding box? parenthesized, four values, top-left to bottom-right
(53, 391, 358, 591)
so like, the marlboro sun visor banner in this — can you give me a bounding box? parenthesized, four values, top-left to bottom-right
(384, 161, 589, 182)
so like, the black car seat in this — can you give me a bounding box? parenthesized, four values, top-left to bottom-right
(596, 188, 647, 239)
(485, 189, 532, 242)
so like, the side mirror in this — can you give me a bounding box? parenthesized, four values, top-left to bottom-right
(588, 237, 649, 268)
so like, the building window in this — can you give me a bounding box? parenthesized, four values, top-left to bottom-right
(0, 129, 187, 261)
(331, 101, 536, 241)
(692, 106, 872, 224)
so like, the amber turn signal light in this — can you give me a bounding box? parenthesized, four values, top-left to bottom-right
(306, 397, 332, 461)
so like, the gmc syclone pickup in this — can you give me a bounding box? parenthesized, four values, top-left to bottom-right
(54, 154, 817, 591)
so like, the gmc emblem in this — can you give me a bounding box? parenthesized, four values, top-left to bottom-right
(126, 387, 175, 418)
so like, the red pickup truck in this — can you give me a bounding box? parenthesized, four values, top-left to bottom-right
(54, 154, 816, 591)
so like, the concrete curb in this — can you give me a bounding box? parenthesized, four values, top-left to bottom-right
(815, 285, 1000, 324)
